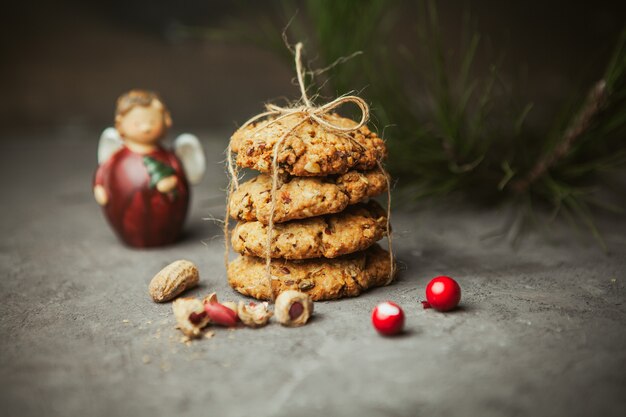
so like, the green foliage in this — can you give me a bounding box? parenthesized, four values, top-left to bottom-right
(143, 156, 175, 189)
(198, 0, 625, 245)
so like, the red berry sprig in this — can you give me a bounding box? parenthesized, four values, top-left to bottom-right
(371, 301, 405, 336)
(422, 276, 461, 311)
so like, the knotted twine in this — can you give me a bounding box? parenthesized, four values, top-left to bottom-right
(225, 42, 395, 301)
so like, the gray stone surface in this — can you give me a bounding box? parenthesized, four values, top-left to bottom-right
(1, 130, 625, 417)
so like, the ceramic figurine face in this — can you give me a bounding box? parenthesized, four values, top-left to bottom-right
(116, 101, 168, 145)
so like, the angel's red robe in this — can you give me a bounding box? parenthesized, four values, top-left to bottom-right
(94, 146, 189, 247)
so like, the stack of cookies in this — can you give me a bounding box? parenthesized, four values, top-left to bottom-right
(226, 112, 395, 301)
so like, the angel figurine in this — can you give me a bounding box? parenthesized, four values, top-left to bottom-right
(93, 89, 205, 247)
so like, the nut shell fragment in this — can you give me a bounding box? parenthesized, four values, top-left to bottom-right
(173, 297, 209, 338)
(274, 290, 314, 327)
(222, 301, 239, 315)
(149, 260, 199, 302)
(237, 301, 273, 327)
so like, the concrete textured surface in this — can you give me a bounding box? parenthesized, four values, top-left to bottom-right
(1, 130, 625, 417)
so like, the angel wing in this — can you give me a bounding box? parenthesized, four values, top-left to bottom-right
(97, 127, 124, 164)
(174, 133, 206, 185)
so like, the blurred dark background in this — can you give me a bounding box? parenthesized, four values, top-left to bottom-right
(1, 0, 624, 134)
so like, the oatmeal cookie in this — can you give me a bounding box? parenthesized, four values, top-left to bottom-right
(230, 113, 387, 176)
(229, 169, 387, 224)
(227, 244, 395, 301)
(231, 201, 387, 259)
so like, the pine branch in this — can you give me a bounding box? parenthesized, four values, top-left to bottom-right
(202, 3, 625, 246)
(511, 80, 607, 193)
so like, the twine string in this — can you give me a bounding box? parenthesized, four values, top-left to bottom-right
(264, 118, 309, 299)
(225, 42, 394, 301)
(224, 144, 239, 270)
(376, 159, 396, 283)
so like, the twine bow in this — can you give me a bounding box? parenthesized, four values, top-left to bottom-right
(240, 42, 370, 134)
(225, 42, 395, 301)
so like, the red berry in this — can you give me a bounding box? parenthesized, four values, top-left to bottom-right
(371, 302, 405, 336)
(424, 276, 461, 311)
